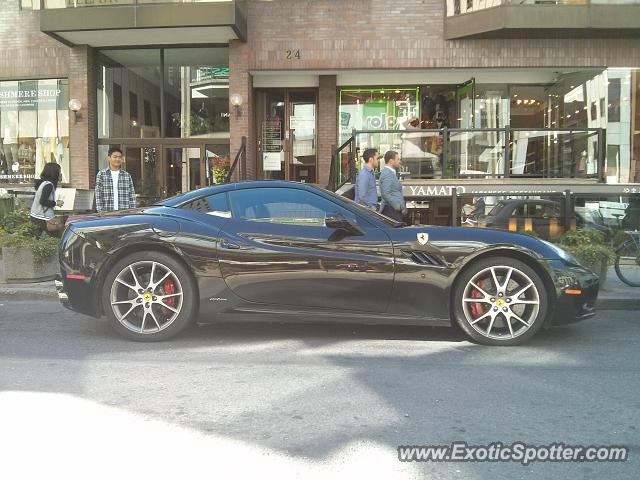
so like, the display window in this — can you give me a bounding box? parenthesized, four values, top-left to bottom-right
(0, 79, 69, 185)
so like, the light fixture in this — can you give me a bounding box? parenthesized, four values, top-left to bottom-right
(68, 98, 82, 123)
(230, 93, 243, 118)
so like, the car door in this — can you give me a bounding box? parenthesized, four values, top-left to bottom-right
(217, 186, 394, 313)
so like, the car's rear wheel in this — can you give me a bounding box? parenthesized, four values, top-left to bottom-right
(101, 251, 198, 341)
(452, 257, 549, 346)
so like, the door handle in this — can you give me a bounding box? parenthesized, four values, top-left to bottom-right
(220, 239, 241, 250)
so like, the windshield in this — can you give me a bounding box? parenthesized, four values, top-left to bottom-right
(487, 201, 507, 217)
(318, 187, 403, 227)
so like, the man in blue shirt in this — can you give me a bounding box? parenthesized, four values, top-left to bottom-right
(380, 150, 406, 222)
(355, 148, 379, 209)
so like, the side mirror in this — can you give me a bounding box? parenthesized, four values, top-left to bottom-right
(325, 213, 364, 236)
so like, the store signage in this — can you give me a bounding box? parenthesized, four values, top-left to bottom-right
(365, 113, 402, 130)
(405, 185, 467, 197)
(0, 86, 61, 110)
(263, 152, 283, 171)
(402, 182, 640, 197)
(195, 67, 230, 82)
(0, 174, 35, 181)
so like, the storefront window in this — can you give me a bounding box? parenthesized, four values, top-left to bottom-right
(338, 87, 419, 146)
(0, 79, 69, 185)
(165, 48, 229, 139)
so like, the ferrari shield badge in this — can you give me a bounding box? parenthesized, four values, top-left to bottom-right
(417, 232, 429, 245)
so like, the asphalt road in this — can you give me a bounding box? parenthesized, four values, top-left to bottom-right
(1, 301, 639, 479)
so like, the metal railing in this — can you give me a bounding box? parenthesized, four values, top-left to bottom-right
(446, 0, 640, 17)
(225, 136, 246, 183)
(328, 127, 605, 192)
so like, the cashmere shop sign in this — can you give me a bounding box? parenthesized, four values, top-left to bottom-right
(0, 85, 62, 110)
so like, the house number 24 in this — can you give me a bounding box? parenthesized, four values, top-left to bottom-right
(286, 50, 301, 60)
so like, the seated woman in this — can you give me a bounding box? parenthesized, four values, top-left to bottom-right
(30, 162, 64, 236)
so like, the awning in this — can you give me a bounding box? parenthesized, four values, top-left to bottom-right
(40, 1, 246, 47)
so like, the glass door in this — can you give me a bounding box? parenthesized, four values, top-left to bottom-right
(256, 90, 286, 180)
(454, 78, 476, 176)
(288, 91, 317, 183)
(163, 147, 202, 197)
(256, 89, 317, 181)
(123, 146, 161, 205)
(456, 78, 475, 128)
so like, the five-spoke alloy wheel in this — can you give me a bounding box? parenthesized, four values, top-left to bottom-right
(102, 251, 198, 341)
(453, 257, 548, 346)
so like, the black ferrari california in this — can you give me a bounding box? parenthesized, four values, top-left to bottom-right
(56, 181, 599, 345)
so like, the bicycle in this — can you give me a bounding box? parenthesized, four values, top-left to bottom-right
(614, 230, 640, 287)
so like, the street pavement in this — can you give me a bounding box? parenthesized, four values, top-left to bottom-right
(0, 301, 639, 479)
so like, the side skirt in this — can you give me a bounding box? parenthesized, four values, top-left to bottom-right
(196, 305, 451, 327)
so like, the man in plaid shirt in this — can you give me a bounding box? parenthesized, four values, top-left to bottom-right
(95, 147, 137, 212)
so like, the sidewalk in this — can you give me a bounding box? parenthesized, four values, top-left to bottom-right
(597, 267, 640, 310)
(1, 267, 638, 310)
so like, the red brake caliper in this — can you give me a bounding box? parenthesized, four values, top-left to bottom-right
(163, 279, 177, 308)
(470, 279, 486, 319)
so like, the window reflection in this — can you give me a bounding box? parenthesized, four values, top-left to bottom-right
(165, 48, 230, 139)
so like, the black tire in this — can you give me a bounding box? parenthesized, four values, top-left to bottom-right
(452, 257, 549, 346)
(614, 240, 640, 287)
(101, 251, 198, 341)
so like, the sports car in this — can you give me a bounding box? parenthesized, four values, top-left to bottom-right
(56, 181, 599, 345)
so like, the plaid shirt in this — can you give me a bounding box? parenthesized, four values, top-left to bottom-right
(95, 168, 136, 212)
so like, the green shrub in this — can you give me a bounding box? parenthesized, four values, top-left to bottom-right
(0, 211, 59, 265)
(551, 229, 615, 269)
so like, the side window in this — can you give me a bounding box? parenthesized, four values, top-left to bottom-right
(229, 188, 357, 226)
(182, 193, 231, 218)
(513, 204, 526, 217)
(529, 204, 554, 219)
(542, 205, 560, 219)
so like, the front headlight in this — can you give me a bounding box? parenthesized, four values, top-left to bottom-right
(540, 239, 580, 266)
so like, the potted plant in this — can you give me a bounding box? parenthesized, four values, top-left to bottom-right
(0, 210, 59, 283)
(551, 229, 615, 287)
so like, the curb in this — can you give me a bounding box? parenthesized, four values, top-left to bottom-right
(595, 298, 640, 311)
(0, 288, 57, 302)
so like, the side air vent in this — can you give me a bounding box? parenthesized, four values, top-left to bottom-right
(402, 250, 445, 267)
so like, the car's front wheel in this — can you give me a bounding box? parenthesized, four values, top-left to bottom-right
(452, 257, 549, 346)
(101, 251, 198, 341)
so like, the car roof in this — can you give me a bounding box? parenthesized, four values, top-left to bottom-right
(155, 181, 313, 207)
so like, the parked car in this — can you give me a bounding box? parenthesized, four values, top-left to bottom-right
(482, 199, 611, 240)
(56, 182, 598, 346)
